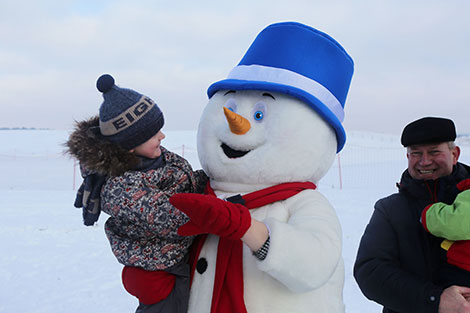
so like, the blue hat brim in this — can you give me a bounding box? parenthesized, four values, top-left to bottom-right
(207, 79, 346, 152)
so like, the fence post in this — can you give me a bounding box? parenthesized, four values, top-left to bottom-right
(337, 153, 343, 190)
(73, 160, 77, 190)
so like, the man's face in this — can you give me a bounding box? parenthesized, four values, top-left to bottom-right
(407, 142, 460, 181)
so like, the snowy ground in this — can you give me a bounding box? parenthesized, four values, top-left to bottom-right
(2, 129, 469, 313)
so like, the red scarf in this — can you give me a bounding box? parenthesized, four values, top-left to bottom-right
(189, 181, 317, 313)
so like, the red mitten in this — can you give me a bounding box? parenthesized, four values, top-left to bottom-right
(457, 179, 470, 191)
(170, 193, 251, 240)
(446, 240, 470, 271)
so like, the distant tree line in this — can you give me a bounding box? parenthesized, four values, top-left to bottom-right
(0, 127, 50, 130)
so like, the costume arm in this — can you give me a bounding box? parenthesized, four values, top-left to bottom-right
(423, 190, 470, 240)
(354, 202, 442, 313)
(256, 190, 342, 293)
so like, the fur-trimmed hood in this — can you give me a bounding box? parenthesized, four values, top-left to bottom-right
(65, 116, 141, 177)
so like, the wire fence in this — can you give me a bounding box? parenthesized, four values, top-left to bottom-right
(0, 143, 404, 191)
(2, 131, 470, 192)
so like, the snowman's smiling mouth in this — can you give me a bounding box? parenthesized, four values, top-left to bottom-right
(221, 143, 250, 159)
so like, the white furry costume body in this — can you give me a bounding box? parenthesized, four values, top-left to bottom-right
(188, 188, 344, 313)
(187, 90, 345, 313)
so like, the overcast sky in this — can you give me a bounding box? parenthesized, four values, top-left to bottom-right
(1, 0, 469, 135)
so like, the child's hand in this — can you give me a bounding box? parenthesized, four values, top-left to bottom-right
(170, 193, 251, 239)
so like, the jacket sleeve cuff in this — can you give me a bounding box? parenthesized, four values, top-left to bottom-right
(424, 286, 444, 313)
(421, 204, 432, 233)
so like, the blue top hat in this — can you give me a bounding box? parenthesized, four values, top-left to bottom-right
(207, 21, 354, 152)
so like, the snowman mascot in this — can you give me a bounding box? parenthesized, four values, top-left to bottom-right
(170, 22, 354, 313)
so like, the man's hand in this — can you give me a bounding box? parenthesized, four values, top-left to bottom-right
(439, 285, 470, 313)
(170, 193, 251, 240)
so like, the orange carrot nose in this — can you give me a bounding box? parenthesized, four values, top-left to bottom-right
(223, 107, 251, 135)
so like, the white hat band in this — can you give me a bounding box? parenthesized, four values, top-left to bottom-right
(227, 64, 344, 123)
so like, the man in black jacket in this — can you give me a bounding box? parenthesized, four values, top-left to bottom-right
(354, 117, 470, 313)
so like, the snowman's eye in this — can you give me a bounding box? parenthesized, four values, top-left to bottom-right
(252, 102, 267, 123)
(224, 98, 237, 113)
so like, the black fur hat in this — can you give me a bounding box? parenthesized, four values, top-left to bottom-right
(401, 117, 456, 147)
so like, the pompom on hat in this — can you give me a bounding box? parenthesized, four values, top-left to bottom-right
(207, 22, 354, 152)
(97, 74, 164, 150)
(401, 117, 456, 147)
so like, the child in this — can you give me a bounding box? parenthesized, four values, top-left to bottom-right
(66, 74, 207, 313)
(422, 178, 470, 287)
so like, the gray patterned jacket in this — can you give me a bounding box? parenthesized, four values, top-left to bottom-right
(101, 149, 207, 271)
